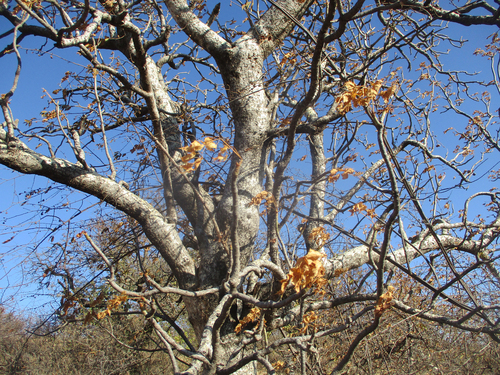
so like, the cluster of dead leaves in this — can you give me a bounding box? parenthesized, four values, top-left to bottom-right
(234, 307, 261, 333)
(180, 137, 231, 171)
(248, 190, 276, 215)
(335, 80, 398, 114)
(349, 202, 376, 218)
(374, 286, 394, 318)
(308, 226, 330, 248)
(299, 311, 319, 334)
(328, 167, 355, 183)
(83, 293, 128, 323)
(248, 191, 275, 207)
(13, 0, 42, 14)
(280, 52, 297, 67)
(273, 360, 286, 371)
(40, 110, 58, 122)
(278, 250, 327, 295)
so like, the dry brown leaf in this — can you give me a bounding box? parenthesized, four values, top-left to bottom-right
(349, 202, 367, 215)
(308, 226, 330, 248)
(203, 137, 217, 151)
(278, 250, 326, 295)
(235, 307, 261, 333)
(374, 286, 395, 317)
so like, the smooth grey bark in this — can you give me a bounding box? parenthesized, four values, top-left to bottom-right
(162, 1, 320, 343)
(303, 133, 327, 251)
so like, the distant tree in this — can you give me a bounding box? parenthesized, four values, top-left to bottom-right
(1, 0, 500, 374)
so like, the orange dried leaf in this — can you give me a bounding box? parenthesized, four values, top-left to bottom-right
(203, 137, 217, 151)
(342, 167, 355, 179)
(306, 249, 326, 262)
(422, 165, 435, 173)
(374, 286, 395, 317)
(333, 267, 348, 277)
(273, 360, 285, 370)
(248, 191, 275, 207)
(193, 157, 203, 169)
(181, 153, 196, 162)
(107, 293, 128, 310)
(235, 307, 261, 333)
(181, 162, 195, 170)
(365, 208, 376, 218)
(278, 250, 326, 295)
(308, 227, 330, 248)
(349, 202, 367, 215)
(366, 143, 376, 150)
(328, 168, 341, 183)
(299, 311, 319, 334)
(380, 83, 399, 103)
(187, 140, 204, 152)
(96, 310, 109, 320)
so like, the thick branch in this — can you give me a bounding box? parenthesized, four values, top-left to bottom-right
(163, 0, 229, 55)
(0, 129, 196, 289)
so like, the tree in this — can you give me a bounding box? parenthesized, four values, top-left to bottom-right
(1, 0, 500, 373)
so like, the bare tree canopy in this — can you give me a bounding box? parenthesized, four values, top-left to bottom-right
(1, 0, 500, 373)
